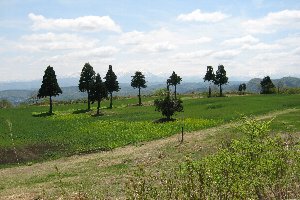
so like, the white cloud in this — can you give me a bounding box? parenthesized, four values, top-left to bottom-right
(28, 13, 121, 32)
(119, 29, 177, 53)
(68, 46, 119, 58)
(212, 50, 241, 59)
(18, 32, 98, 51)
(243, 10, 300, 33)
(241, 43, 281, 50)
(174, 50, 214, 60)
(222, 35, 259, 46)
(177, 9, 229, 23)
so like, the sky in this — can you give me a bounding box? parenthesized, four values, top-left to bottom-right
(0, 0, 300, 82)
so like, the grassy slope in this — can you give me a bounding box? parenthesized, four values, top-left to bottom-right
(0, 94, 299, 166)
(0, 108, 299, 199)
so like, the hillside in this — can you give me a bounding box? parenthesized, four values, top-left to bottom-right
(0, 82, 243, 104)
(247, 76, 300, 93)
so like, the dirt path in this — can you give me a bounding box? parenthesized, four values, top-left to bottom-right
(0, 108, 298, 199)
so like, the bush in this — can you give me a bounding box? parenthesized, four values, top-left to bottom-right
(154, 95, 183, 120)
(127, 117, 300, 199)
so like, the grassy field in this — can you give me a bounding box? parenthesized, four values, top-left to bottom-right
(0, 94, 299, 166)
(0, 94, 299, 199)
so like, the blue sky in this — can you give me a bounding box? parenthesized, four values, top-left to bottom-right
(0, 0, 300, 82)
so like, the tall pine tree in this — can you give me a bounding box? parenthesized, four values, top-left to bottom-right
(131, 71, 147, 105)
(104, 65, 120, 109)
(213, 65, 229, 97)
(167, 71, 182, 99)
(37, 66, 62, 114)
(203, 66, 215, 98)
(90, 73, 108, 115)
(79, 63, 95, 110)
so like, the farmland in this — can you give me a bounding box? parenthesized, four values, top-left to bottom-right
(0, 94, 299, 166)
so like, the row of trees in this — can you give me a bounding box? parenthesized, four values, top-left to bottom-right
(203, 65, 229, 97)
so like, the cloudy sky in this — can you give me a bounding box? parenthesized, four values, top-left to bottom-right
(0, 0, 300, 82)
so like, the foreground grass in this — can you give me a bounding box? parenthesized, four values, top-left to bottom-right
(0, 94, 299, 166)
(0, 108, 299, 199)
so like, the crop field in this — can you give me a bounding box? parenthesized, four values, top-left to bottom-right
(0, 94, 300, 166)
(0, 94, 299, 199)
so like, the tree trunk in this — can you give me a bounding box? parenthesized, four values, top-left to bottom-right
(87, 91, 91, 110)
(174, 85, 177, 99)
(219, 84, 222, 97)
(208, 85, 211, 98)
(49, 96, 52, 114)
(97, 100, 100, 115)
(138, 87, 141, 106)
(109, 92, 113, 109)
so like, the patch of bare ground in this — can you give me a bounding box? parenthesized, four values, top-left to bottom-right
(0, 108, 298, 199)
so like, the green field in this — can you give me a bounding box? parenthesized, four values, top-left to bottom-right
(0, 94, 300, 166)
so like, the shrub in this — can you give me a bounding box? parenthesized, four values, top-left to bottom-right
(127, 117, 300, 199)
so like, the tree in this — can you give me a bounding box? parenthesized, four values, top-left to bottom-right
(203, 66, 215, 97)
(167, 71, 182, 99)
(90, 73, 108, 115)
(238, 83, 246, 95)
(79, 63, 95, 110)
(154, 94, 183, 121)
(131, 71, 147, 105)
(104, 65, 120, 109)
(37, 66, 62, 114)
(213, 65, 229, 97)
(260, 76, 275, 94)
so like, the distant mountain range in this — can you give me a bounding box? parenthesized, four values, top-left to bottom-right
(1, 76, 299, 105)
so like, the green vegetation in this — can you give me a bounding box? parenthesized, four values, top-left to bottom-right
(0, 94, 299, 166)
(37, 66, 62, 114)
(131, 71, 147, 106)
(128, 117, 300, 199)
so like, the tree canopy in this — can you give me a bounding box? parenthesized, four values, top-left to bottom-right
(79, 63, 95, 110)
(203, 66, 215, 97)
(37, 66, 62, 114)
(131, 71, 147, 105)
(104, 65, 120, 109)
(90, 73, 108, 115)
(213, 65, 229, 97)
(167, 71, 182, 99)
(260, 76, 275, 94)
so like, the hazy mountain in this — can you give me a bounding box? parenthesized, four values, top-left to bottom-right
(1, 76, 299, 105)
(247, 77, 300, 93)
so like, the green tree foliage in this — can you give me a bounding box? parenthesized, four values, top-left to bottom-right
(203, 66, 215, 97)
(238, 83, 246, 95)
(104, 65, 120, 109)
(167, 71, 182, 99)
(131, 71, 147, 105)
(260, 76, 275, 94)
(90, 73, 108, 115)
(37, 66, 62, 114)
(213, 65, 229, 97)
(79, 63, 95, 110)
(154, 93, 183, 121)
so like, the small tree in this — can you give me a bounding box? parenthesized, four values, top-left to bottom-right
(104, 65, 120, 109)
(238, 83, 246, 95)
(167, 71, 182, 99)
(131, 71, 147, 105)
(79, 63, 95, 110)
(213, 65, 228, 97)
(277, 81, 284, 94)
(260, 76, 275, 94)
(90, 73, 108, 115)
(203, 66, 215, 97)
(154, 94, 183, 121)
(37, 66, 62, 114)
